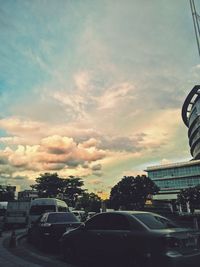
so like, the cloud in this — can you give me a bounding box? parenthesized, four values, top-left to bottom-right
(0, 117, 44, 138)
(160, 158, 172, 165)
(0, 0, 194, 195)
(81, 138, 99, 148)
(0, 154, 8, 165)
(40, 135, 75, 155)
(74, 71, 91, 92)
(0, 135, 107, 180)
(138, 109, 181, 151)
(97, 82, 135, 110)
(0, 136, 25, 145)
(87, 178, 103, 185)
(12, 175, 26, 180)
(98, 134, 146, 152)
(91, 163, 102, 171)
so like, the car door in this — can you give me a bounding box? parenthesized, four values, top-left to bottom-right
(80, 213, 131, 263)
(79, 213, 109, 261)
(30, 214, 44, 244)
(100, 213, 131, 262)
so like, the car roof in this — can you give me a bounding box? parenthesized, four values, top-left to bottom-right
(100, 211, 163, 217)
(43, 211, 72, 216)
(104, 211, 150, 214)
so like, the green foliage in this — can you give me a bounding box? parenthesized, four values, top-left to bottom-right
(177, 185, 200, 213)
(31, 173, 63, 198)
(31, 173, 85, 206)
(76, 192, 102, 212)
(63, 176, 85, 207)
(0, 186, 15, 201)
(109, 175, 159, 210)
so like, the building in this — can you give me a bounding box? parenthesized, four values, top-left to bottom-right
(145, 160, 200, 201)
(0, 185, 16, 200)
(146, 85, 200, 202)
(18, 190, 38, 201)
(182, 85, 200, 159)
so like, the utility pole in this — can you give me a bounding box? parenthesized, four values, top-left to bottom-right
(190, 0, 200, 56)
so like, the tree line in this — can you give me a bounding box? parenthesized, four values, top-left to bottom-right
(0, 173, 161, 212)
(3, 172, 200, 213)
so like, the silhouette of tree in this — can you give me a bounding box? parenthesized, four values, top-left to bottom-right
(177, 185, 200, 213)
(76, 192, 102, 212)
(31, 173, 85, 206)
(109, 175, 159, 210)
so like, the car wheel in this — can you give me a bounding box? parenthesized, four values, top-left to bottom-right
(62, 244, 76, 263)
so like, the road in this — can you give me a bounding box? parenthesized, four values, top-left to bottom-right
(0, 229, 77, 267)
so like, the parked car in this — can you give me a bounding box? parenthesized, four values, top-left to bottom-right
(60, 211, 200, 267)
(27, 212, 81, 250)
(29, 198, 69, 225)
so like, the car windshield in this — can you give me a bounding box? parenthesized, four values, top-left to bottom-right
(47, 213, 78, 223)
(29, 205, 56, 215)
(133, 213, 179, 229)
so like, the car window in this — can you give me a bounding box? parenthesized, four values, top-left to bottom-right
(29, 205, 56, 215)
(47, 213, 78, 223)
(107, 214, 130, 230)
(57, 206, 67, 212)
(85, 214, 108, 230)
(133, 213, 179, 229)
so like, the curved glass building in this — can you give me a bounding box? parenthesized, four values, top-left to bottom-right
(182, 85, 200, 159)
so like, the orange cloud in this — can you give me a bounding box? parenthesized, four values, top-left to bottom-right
(0, 135, 107, 178)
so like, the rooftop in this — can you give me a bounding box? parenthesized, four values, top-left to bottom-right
(145, 159, 200, 171)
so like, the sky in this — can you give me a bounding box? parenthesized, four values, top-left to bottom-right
(0, 0, 200, 199)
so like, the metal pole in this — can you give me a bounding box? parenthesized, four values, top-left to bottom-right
(190, 0, 200, 56)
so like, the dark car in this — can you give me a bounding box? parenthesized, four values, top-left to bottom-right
(60, 211, 200, 267)
(27, 212, 81, 250)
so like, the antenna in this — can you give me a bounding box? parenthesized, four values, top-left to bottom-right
(190, 0, 200, 56)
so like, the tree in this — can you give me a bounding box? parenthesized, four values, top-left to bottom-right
(62, 176, 85, 207)
(177, 185, 200, 213)
(76, 192, 102, 212)
(31, 173, 64, 198)
(109, 175, 159, 210)
(31, 173, 85, 207)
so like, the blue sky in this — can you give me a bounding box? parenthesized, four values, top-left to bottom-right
(0, 0, 200, 198)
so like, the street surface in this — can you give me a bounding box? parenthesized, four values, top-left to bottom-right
(0, 229, 76, 267)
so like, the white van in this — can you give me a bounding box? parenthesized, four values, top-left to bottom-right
(29, 198, 69, 224)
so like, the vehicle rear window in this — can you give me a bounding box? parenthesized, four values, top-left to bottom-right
(47, 213, 78, 223)
(133, 213, 179, 229)
(29, 205, 56, 215)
